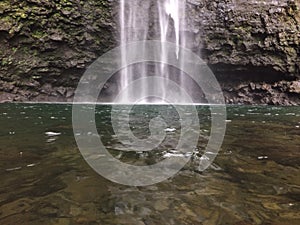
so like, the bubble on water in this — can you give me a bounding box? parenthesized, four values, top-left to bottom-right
(45, 131, 61, 136)
(164, 128, 176, 132)
(257, 156, 268, 160)
(46, 138, 57, 143)
(6, 167, 22, 172)
(286, 113, 295, 116)
(27, 163, 37, 167)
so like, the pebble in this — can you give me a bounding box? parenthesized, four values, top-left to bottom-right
(154, 200, 169, 211)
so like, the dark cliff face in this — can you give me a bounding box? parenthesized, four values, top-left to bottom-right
(0, 0, 299, 104)
(0, 0, 115, 102)
(187, 0, 300, 75)
(186, 0, 300, 104)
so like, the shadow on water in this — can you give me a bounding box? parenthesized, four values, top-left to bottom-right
(0, 103, 299, 224)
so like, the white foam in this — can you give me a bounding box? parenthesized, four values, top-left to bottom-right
(45, 131, 61, 136)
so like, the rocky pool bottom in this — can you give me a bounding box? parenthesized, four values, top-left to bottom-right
(0, 104, 299, 225)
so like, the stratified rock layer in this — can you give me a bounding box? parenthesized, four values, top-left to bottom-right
(0, 0, 299, 104)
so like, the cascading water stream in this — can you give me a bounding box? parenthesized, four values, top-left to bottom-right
(118, 0, 186, 104)
(164, 0, 180, 58)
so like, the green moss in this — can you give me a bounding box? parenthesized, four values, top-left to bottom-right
(0, 15, 12, 23)
(12, 47, 18, 53)
(32, 30, 46, 39)
(32, 75, 41, 79)
(60, 0, 73, 6)
(0, 1, 9, 12)
(1, 56, 13, 66)
(1, 59, 8, 66)
(15, 11, 27, 19)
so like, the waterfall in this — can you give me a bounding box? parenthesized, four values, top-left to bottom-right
(118, 0, 186, 104)
(163, 0, 180, 58)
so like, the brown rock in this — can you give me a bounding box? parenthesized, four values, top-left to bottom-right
(289, 81, 300, 93)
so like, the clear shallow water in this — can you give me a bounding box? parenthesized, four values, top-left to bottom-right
(0, 103, 299, 225)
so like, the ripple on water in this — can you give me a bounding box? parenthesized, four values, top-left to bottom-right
(0, 104, 299, 225)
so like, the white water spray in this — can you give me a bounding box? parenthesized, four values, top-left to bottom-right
(164, 0, 180, 58)
(118, 0, 186, 103)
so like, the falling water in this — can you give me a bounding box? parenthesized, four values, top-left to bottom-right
(163, 0, 181, 58)
(118, 0, 186, 103)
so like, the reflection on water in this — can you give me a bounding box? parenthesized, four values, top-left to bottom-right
(0, 104, 299, 225)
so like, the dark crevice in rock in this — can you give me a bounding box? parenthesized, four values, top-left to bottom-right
(212, 64, 295, 83)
